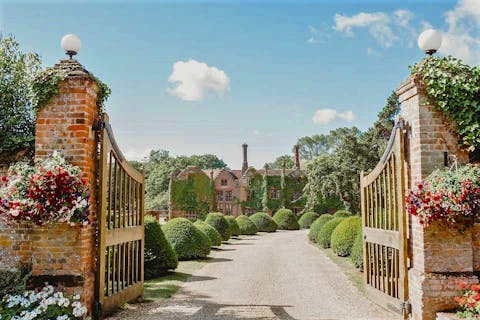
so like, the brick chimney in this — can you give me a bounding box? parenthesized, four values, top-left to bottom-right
(242, 143, 248, 174)
(294, 144, 300, 170)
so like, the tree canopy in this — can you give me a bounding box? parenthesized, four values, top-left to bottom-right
(266, 155, 295, 169)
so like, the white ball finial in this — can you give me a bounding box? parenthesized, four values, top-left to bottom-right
(418, 29, 442, 55)
(61, 34, 81, 59)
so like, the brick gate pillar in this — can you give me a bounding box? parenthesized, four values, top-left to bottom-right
(33, 59, 100, 313)
(396, 74, 473, 320)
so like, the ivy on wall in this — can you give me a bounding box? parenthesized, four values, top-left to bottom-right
(241, 173, 264, 211)
(411, 56, 480, 150)
(170, 172, 214, 220)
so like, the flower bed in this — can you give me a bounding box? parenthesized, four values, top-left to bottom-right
(406, 165, 480, 227)
(0, 285, 89, 319)
(0, 152, 90, 226)
(454, 281, 480, 319)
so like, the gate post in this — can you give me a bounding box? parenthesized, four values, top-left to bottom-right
(396, 74, 474, 320)
(33, 59, 100, 314)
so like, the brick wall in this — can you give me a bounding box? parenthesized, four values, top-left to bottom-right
(396, 74, 474, 320)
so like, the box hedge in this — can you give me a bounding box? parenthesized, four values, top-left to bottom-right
(205, 212, 231, 241)
(250, 212, 278, 232)
(236, 215, 258, 235)
(316, 217, 345, 248)
(144, 216, 178, 279)
(224, 215, 241, 237)
(330, 216, 361, 256)
(194, 220, 222, 247)
(298, 212, 320, 229)
(308, 214, 334, 242)
(333, 210, 353, 218)
(273, 209, 300, 230)
(162, 218, 211, 260)
(350, 229, 364, 269)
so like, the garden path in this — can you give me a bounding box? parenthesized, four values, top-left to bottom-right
(110, 229, 395, 320)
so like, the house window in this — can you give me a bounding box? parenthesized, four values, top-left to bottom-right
(293, 191, 302, 201)
(245, 208, 256, 216)
(225, 191, 232, 202)
(247, 192, 255, 201)
(217, 203, 223, 213)
(293, 207, 302, 215)
(216, 191, 223, 201)
(221, 179, 228, 186)
(269, 188, 280, 200)
(185, 211, 197, 220)
(225, 203, 232, 215)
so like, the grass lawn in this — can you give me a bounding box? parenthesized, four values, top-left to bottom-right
(144, 259, 206, 300)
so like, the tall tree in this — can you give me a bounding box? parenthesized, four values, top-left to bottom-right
(266, 155, 295, 169)
(0, 36, 41, 159)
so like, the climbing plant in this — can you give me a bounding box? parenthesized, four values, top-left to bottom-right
(410, 56, 480, 150)
(170, 172, 213, 220)
(241, 173, 264, 212)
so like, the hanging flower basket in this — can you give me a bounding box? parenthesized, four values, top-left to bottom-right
(0, 152, 90, 227)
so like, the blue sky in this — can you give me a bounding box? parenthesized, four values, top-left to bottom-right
(1, 0, 479, 169)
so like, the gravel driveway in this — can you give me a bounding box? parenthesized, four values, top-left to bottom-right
(110, 229, 395, 320)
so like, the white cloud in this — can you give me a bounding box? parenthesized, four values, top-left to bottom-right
(334, 12, 398, 48)
(394, 9, 414, 27)
(167, 59, 230, 101)
(367, 47, 383, 57)
(312, 108, 356, 125)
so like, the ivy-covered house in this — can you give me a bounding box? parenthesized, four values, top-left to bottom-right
(169, 144, 306, 220)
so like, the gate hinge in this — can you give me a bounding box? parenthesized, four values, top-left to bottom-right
(93, 301, 102, 320)
(401, 301, 411, 316)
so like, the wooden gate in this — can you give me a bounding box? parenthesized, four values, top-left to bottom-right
(360, 119, 408, 316)
(95, 114, 145, 318)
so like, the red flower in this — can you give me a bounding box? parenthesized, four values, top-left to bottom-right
(460, 281, 468, 290)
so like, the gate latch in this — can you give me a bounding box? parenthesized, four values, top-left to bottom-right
(401, 301, 411, 316)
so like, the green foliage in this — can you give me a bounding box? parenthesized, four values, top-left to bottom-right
(162, 218, 211, 260)
(236, 215, 258, 235)
(308, 214, 334, 242)
(250, 212, 278, 232)
(350, 229, 364, 269)
(317, 217, 345, 249)
(205, 212, 231, 241)
(242, 172, 264, 212)
(194, 220, 222, 247)
(144, 216, 178, 279)
(266, 155, 295, 169)
(273, 208, 300, 230)
(331, 216, 362, 256)
(334, 210, 353, 218)
(411, 56, 480, 149)
(0, 264, 31, 297)
(298, 212, 319, 229)
(224, 215, 240, 237)
(171, 172, 213, 220)
(0, 36, 41, 156)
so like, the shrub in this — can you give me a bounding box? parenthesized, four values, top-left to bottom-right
(224, 215, 240, 237)
(273, 209, 300, 230)
(162, 218, 211, 260)
(317, 217, 345, 248)
(350, 229, 363, 269)
(308, 214, 334, 242)
(0, 285, 88, 319)
(250, 212, 278, 232)
(144, 216, 178, 279)
(298, 212, 320, 229)
(194, 220, 222, 247)
(333, 210, 352, 218)
(0, 263, 31, 298)
(331, 216, 361, 256)
(205, 212, 231, 241)
(236, 215, 258, 235)
(296, 213, 304, 221)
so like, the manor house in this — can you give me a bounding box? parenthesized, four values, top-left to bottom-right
(169, 144, 306, 220)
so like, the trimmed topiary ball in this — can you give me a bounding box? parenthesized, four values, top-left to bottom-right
(224, 215, 241, 237)
(162, 218, 211, 260)
(317, 217, 345, 248)
(350, 229, 363, 269)
(333, 210, 352, 218)
(205, 212, 231, 241)
(236, 215, 258, 235)
(250, 212, 278, 232)
(144, 216, 178, 279)
(298, 212, 320, 229)
(308, 214, 334, 242)
(194, 220, 222, 247)
(331, 216, 362, 256)
(273, 209, 300, 230)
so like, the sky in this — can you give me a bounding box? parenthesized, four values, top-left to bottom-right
(1, 0, 479, 169)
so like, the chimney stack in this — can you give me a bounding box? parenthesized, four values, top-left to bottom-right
(294, 144, 300, 170)
(242, 143, 249, 174)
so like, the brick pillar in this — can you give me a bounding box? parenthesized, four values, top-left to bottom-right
(396, 74, 473, 320)
(33, 59, 99, 313)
